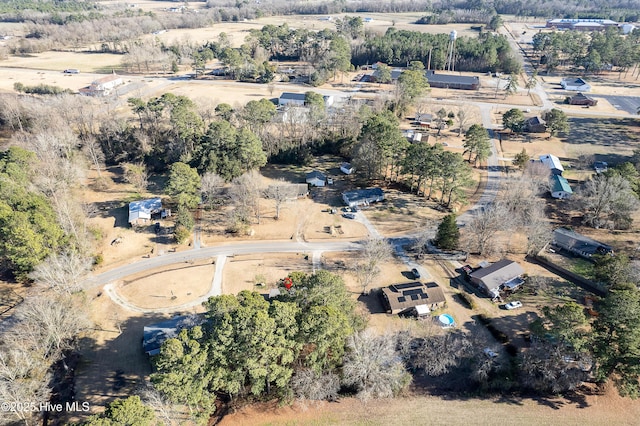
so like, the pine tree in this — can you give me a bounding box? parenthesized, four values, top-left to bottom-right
(435, 213, 460, 250)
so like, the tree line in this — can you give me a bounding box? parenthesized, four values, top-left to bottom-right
(532, 27, 640, 75)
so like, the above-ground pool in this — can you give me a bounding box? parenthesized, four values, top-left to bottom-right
(438, 314, 455, 327)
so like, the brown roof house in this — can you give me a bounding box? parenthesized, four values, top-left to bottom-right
(468, 259, 525, 298)
(569, 92, 598, 106)
(523, 116, 546, 133)
(381, 282, 446, 315)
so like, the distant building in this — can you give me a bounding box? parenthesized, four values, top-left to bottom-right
(143, 315, 203, 356)
(425, 71, 480, 90)
(546, 18, 618, 31)
(342, 187, 384, 207)
(381, 282, 446, 315)
(128, 198, 163, 226)
(468, 259, 524, 298)
(569, 92, 598, 106)
(278, 92, 333, 107)
(79, 73, 124, 97)
(306, 170, 326, 187)
(550, 175, 573, 199)
(552, 228, 614, 259)
(523, 116, 546, 133)
(561, 77, 591, 92)
(540, 154, 564, 176)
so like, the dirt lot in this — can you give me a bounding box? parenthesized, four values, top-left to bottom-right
(219, 384, 640, 426)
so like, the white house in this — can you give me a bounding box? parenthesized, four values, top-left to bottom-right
(79, 73, 124, 97)
(128, 198, 162, 226)
(278, 92, 306, 107)
(540, 154, 564, 175)
(561, 77, 591, 92)
(550, 175, 573, 199)
(340, 162, 354, 175)
(306, 170, 326, 187)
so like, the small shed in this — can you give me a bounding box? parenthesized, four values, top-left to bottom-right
(342, 187, 384, 207)
(551, 175, 573, 199)
(306, 170, 326, 187)
(415, 113, 433, 126)
(340, 162, 354, 175)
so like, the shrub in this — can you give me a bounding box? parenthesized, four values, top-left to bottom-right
(174, 225, 191, 244)
(458, 292, 476, 309)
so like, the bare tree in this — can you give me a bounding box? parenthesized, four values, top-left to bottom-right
(29, 251, 93, 294)
(82, 135, 106, 182)
(456, 106, 472, 137)
(230, 170, 263, 225)
(353, 238, 394, 295)
(341, 330, 410, 400)
(575, 174, 640, 229)
(139, 385, 179, 426)
(291, 369, 340, 401)
(264, 179, 299, 220)
(412, 332, 472, 376)
(122, 161, 149, 194)
(519, 340, 588, 394)
(463, 205, 506, 255)
(200, 172, 225, 208)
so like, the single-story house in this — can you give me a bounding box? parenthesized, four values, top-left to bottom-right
(561, 77, 591, 92)
(340, 162, 354, 175)
(415, 112, 433, 125)
(425, 71, 480, 90)
(552, 228, 614, 259)
(569, 92, 598, 106)
(143, 315, 203, 356)
(540, 154, 564, 175)
(468, 259, 525, 298)
(381, 282, 446, 315)
(342, 187, 384, 207)
(278, 92, 306, 107)
(523, 116, 546, 133)
(128, 198, 163, 226)
(550, 175, 573, 199)
(593, 161, 608, 174)
(306, 170, 326, 187)
(278, 92, 333, 107)
(79, 73, 124, 97)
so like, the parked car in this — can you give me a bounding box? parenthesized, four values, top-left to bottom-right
(63, 68, 80, 74)
(411, 268, 421, 279)
(154, 222, 161, 234)
(504, 301, 523, 310)
(342, 213, 356, 219)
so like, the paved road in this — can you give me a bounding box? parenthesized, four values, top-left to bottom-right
(85, 240, 362, 289)
(589, 94, 640, 115)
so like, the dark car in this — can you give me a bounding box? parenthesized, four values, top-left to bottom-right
(342, 213, 356, 219)
(154, 222, 161, 234)
(411, 268, 420, 279)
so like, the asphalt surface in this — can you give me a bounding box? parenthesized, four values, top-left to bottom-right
(589, 94, 640, 115)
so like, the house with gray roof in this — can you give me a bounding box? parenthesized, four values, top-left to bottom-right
(561, 77, 591, 92)
(342, 187, 384, 207)
(306, 170, 326, 187)
(552, 228, 613, 259)
(469, 259, 524, 297)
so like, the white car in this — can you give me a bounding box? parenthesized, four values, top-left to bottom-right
(483, 348, 498, 358)
(505, 301, 523, 310)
